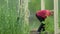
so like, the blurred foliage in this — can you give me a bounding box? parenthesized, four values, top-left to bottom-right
(45, 16, 54, 34)
(0, 0, 18, 34)
(28, 0, 41, 12)
(45, 0, 54, 10)
(58, 0, 60, 27)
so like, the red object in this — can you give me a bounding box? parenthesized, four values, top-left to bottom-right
(36, 10, 51, 19)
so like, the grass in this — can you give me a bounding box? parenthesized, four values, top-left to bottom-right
(0, 0, 22, 34)
(0, 0, 30, 34)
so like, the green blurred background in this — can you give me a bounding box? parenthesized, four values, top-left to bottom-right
(0, 0, 60, 34)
